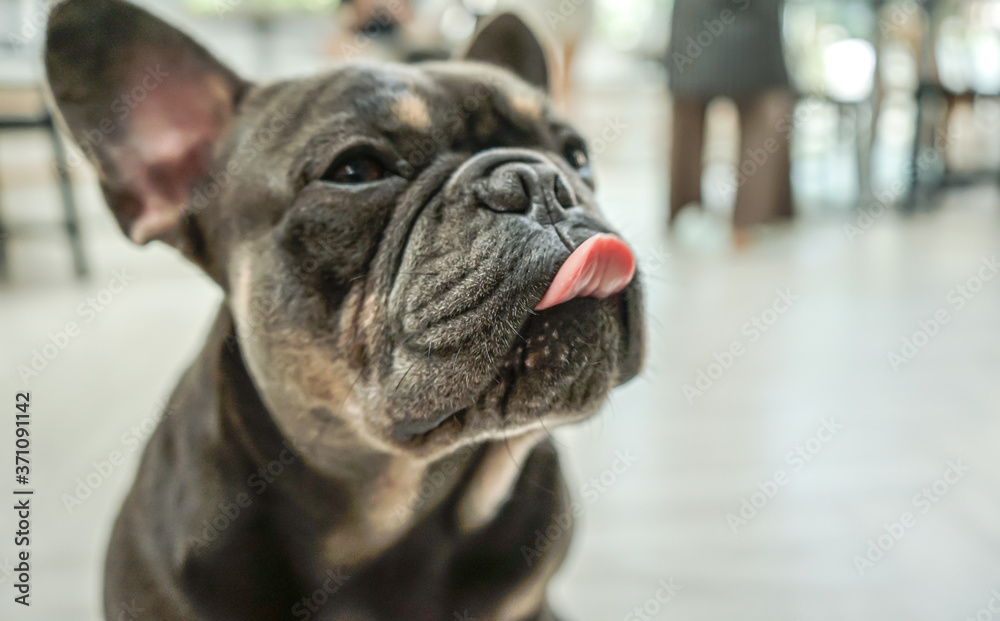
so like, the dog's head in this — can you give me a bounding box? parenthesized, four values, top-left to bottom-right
(46, 0, 644, 462)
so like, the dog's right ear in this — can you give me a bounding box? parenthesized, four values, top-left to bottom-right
(464, 13, 550, 92)
(45, 0, 248, 247)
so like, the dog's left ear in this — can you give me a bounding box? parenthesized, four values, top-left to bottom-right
(45, 0, 248, 247)
(463, 13, 549, 92)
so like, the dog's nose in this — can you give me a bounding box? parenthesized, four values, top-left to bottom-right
(448, 149, 577, 222)
(476, 161, 575, 217)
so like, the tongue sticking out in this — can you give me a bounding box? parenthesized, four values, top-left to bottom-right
(535, 234, 636, 311)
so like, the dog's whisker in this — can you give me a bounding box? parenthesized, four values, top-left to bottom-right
(499, 420, 519, 466)
(394, 362, 418, 392)
(310, 371, 364, 454)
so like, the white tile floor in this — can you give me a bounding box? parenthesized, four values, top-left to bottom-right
(2, 50, 1000, 621)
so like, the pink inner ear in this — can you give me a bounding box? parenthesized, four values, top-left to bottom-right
(111, 70, 233, 244)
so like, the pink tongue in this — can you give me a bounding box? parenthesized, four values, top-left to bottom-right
(535, 234, 636, 311)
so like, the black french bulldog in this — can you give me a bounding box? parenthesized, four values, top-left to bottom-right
(44, 0, 644, 619)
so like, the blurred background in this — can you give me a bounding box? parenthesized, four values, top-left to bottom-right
(3, 0, 1000, 618)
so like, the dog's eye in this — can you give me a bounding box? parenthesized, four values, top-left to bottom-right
(322, 155, 387, 185)
(564, 142, 590, 173)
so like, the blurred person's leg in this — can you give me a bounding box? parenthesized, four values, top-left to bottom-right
(669, 97, 708, 224)
(0, 144, 5, 280)
(527, 0, 593, 112)
(733, 89, 793, 230)
(552, 41, 578, 111)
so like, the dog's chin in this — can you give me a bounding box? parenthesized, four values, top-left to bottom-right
(382, 296, 629, 458)
(385, 405, 597, 459)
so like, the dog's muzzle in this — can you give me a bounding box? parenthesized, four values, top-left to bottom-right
(444, 148, 635, 311)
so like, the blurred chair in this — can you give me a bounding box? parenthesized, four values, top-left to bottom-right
(0, 1, 87, 280)
(904, 0, 995, 210)
(824, 35, 879, 202)
(884, 0, 949, 210)
(868, 0, 1000, 210)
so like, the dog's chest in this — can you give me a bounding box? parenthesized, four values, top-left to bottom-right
(308, 441, 559, 620)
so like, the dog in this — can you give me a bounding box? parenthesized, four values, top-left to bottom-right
(44, 1, 644, 618)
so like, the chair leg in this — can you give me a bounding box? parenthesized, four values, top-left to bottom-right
(47, 118, 87, 278)
(0, 138, 8, 282)
(904, 88, 926, 212)
(0, 221, 7, 281)
(856, 102, 874, 203)
(0, 175, 10, 282)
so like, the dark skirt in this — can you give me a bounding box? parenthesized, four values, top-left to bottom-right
(666, 0, 789, 100)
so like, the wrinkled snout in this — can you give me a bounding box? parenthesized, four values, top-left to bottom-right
(447, 149, 578, 225)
